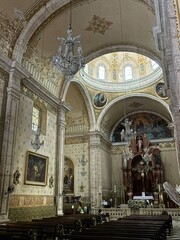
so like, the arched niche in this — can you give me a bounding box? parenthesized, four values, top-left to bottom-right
(63, 157, 74, 195)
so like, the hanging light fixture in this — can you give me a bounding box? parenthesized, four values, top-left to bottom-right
(53, 0, 85, 78)
(119, 0, 135, 143)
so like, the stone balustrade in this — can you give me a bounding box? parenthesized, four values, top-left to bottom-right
(91, 207, 180, 220)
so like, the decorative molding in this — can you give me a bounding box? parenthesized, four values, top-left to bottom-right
(159, 142, 175, 149)
(20, 81, 59, 114)
(9, 195, 54, 207)
(22, 49, 63, 97)
(65, 136, 88, 145)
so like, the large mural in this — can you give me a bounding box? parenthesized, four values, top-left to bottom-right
(112, 112, 172, 142)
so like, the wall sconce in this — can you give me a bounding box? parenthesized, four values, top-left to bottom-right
(49, 175, 54, 188)
(80, 183, 84, 192)
(31, 130, 44, 151)
(79, 154, 87, 176)
(13, 168, 21, 185)
(5, 185, 15, 195)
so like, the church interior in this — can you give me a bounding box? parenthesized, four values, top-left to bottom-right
(0, 0, 180, 238)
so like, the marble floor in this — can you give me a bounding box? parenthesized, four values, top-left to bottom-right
(167, 221, 180, 240)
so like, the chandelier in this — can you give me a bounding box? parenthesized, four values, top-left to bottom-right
(53, 0, 85, 78)
(121, 117, 136, 142)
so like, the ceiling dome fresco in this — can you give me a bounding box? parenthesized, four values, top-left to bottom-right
(81, 52, 162, 92)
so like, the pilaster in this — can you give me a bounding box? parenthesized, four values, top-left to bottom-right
(56, 101, 71, 216)
(0, 62, 22, 222)
(154, 0, 180, 177)
(89, 131, 102, 208)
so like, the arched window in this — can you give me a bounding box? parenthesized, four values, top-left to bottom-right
(32, 106, 41, 133)
(98, 65, 105, 80)
(125, 65, 133, 80)
(151, 60, 159, 70)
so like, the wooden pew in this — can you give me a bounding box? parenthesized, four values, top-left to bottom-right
(122, 214, 172, 234)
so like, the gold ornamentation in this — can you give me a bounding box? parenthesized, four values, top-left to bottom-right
(86, 15, 113, 34)
(159, 142, 175, 149)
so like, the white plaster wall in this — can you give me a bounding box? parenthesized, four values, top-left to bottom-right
(65, 142, 89, 197)
(13, 94, 57, 196)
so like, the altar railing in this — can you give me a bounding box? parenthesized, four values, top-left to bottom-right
(91, 207, 180, 220)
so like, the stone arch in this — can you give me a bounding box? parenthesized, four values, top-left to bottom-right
(97, 93, 173, 133)
(63, 79, 96, 132)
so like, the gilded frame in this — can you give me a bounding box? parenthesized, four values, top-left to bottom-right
(25, 151, 48, 186)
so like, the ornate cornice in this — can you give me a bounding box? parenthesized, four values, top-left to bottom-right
(21, 79, 59, 114)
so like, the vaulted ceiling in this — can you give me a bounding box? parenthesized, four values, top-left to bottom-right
(0, 0, 158, 61)
(1, 0, 173, 133)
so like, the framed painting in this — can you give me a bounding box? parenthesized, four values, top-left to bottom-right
(25, 151, 48, 186)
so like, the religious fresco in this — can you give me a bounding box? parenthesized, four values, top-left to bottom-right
(63, 157, 74, 194)
(112, 112, 172, 142)
(93, 92, 107, 108)
(156, 82, 167, 98)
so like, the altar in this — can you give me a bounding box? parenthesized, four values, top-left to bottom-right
(122, 133, 164, 204)
(133, 192, 154, 200)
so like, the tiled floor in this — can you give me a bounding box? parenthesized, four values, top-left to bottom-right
(167, 221, 180, 240)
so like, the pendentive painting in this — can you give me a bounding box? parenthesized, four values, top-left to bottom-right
(63, 157, 74, 194)
(156, 82, 167, 98)
(25, 151, 49, 186)
(93, 92, 107, 108)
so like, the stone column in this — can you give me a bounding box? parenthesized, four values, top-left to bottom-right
(0, 63, 22, 222)
(89, 132, 102, 208)
(56, 101, 71, 216)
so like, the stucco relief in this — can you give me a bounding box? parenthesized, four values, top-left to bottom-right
(0, 68, 9, 81)
(86, 15, 113, 35)
(0, 11, 23, 56)
(111, 145, 125, 154)
(22, 44, 63, 97)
